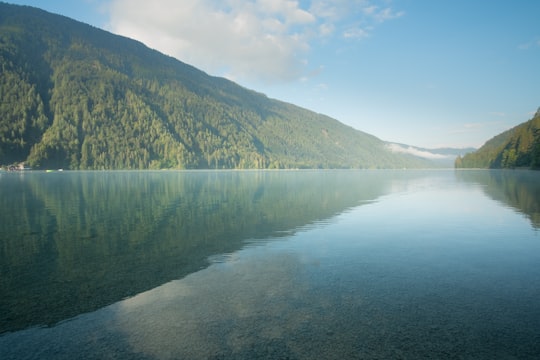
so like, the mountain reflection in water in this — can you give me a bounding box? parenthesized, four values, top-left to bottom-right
(0, 170, 392, 333)
(1, 170, 540, 359)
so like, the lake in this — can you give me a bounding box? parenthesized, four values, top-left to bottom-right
(1, 169, 540, 359)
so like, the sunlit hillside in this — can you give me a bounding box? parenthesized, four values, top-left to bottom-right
(0, 3, 437, 169)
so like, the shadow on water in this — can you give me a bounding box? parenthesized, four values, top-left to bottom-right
(0, 169, 417, 333)
(456, 169, 540, 229)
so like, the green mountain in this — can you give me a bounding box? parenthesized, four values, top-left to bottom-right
(0, 2, 435, 170)
(455, 109, 540, 169)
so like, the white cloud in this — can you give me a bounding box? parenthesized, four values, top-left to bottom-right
(362, 5, 377, 16)
(105, 0, 403, 83)
(372, 7, 404, 22)
(343, 26, 370, 39)
(318, 22, 335, 36)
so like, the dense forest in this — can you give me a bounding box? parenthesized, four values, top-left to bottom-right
(0, 3, 436, 170)
(455, 109, 540, 169)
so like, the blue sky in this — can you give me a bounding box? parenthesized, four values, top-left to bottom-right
(7, 0, 540, 149)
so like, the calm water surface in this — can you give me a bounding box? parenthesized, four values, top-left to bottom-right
(1, 170, 540, 359)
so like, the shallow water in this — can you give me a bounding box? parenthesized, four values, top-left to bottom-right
(1, 170, 540, 359)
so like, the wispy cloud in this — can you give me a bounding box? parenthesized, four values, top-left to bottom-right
(105, 0, 403, 83)
(517, 37, 540, 50)
(343, 26, 370, 39)
(450, 122, 491, 134)
(371, 7, 404, 22)
(447, 119, 509, 138)
(310, 1, 403, 40)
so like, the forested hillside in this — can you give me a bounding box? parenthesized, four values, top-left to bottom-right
(0, 2, 434, 170)
(455, 109, 540, 169)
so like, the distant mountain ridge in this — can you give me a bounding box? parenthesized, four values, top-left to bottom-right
(0, 2, 448, 170)
(456, 109, 540, 169)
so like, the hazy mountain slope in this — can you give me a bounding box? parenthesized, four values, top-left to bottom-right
(456, 109, 540, 169)
(0, 2, 434, 169)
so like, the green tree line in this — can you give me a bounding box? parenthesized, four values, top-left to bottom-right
(455, 109, 540, 169)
